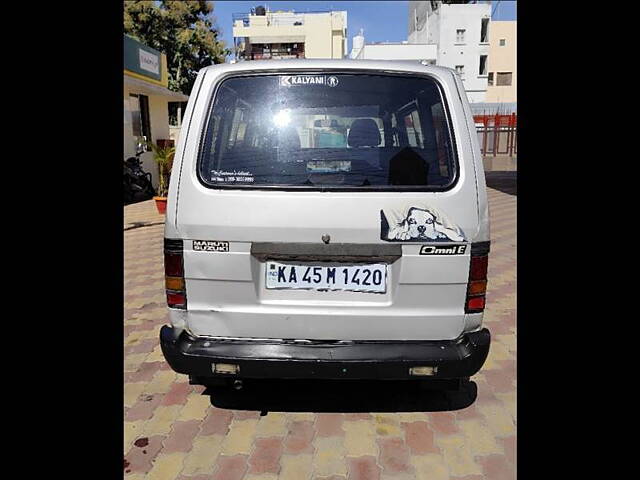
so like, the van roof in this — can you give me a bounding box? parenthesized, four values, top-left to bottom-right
(203, 59, 456, 76)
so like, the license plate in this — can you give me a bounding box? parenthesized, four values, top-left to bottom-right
(265, 262, 387, 293)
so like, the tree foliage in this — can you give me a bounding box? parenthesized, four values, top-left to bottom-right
(124, 1, 229, 94)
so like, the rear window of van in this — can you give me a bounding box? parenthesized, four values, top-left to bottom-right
(198, 73, 458, 190)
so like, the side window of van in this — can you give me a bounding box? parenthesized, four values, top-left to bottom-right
(403, 109, 424, 148)
(430, 102, 451, 178)
(227, 108, 248, 149)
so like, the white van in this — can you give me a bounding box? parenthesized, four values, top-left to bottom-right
(160, 60, 491, 390)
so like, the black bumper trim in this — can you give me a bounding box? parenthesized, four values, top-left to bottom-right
(160, 326, 490, 380)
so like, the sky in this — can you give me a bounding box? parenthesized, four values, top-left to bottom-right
(212, 1, 517, 57)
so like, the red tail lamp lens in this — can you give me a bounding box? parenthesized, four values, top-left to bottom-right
(470, 255, 488, 281)
(167, 291, 186, 308)
(165, 252, 183, 277)
(466, 296, 486, 311)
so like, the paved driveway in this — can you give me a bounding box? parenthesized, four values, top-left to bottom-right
(124, 186, 516, 480)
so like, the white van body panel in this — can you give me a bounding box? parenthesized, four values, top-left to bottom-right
(166, 60, 488, 341)
(452, 71, 490, 242)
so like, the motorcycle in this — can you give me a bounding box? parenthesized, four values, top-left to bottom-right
(124, 146, 156, 204)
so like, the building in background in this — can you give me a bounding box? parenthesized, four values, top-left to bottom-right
(232, 6, 347, 61)
(485, 20, 516, 103)
(408, 1, 492, 102)
(349, 29, 436, 63)
(124, 35, 188, 188)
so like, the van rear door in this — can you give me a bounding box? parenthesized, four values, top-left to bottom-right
(176, 69, 479, 341)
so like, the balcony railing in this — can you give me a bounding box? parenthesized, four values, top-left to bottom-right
(232, 10, 331, 28)
(239, 53, 305, 61)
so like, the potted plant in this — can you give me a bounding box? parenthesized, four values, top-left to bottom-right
(148, 141, 175, 214)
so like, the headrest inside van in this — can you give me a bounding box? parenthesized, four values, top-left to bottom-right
(348, 119, 381, 148)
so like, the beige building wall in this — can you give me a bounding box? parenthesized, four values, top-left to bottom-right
(486, 21, 517, 103)
(233, 11, 346, 59)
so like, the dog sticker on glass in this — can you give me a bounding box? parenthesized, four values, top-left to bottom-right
(380, 207, 465, 242)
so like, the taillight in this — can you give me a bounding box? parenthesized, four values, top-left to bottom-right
(164, 239, 186, 309)
(469, 255, 488, 281)
(164, 252, 183, 277)
(466, 242, 490, 313)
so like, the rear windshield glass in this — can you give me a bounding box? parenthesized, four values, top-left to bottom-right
(198, 73, 457, 190)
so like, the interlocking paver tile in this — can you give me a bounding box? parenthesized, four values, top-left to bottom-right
(181, 434, 225, 475)
(435, 434, 483, 477)
(343, 420, 378, 458)
(178, 393, 212, 421)
(125, 353, 150, 372)
(126, 337, 158, 355)
(315, 413, 344, 437)
(244, 475, 279, 480)
(146, 369, 178, 395)
(428, 412, 459, 435)
(146, 451, 187, 480)
(403, 421, 438, 455)
(499, 434, 517, 466)
(124, 435, 165, 475)
(477, 401, 516, 438)
(124, 420, 146, 453)
(126, 394, 164, 422)
(458, 418, 503, 456)
(234, 410, 262, 420)
(377, 437, 414, 475)
(347, 455, 381, 480)
(255, 412, 288, 437)
(161, 381, 192, 407)
(124, 184, 516, 480)
(280, 453, 314, 480)
(477, 453, 516, 480)
(284, 420, 316, 454)
(212, 454, 249, 480)
(143, 404, 184, 437)
(221, 419, 260, 455)
(313, 436, 348, 477)
(200, 408, 234, 436)
(411, 454, 450, 480)
(145, 344, 167, 363)
(374, 414, 402, 437)
(124, 383, 148, 408)
(288, 412, 316, 421)
(248, 436, 283, 475)
(162, 420, 202, 453)
(125, 361, 164, 383)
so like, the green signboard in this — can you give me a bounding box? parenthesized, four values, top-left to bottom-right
(124, 35, 162, 82)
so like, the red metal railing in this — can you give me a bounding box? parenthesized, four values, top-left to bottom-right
(473, 113, 517, 157)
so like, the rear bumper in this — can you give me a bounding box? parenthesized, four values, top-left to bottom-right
(160, 326, 490, 381)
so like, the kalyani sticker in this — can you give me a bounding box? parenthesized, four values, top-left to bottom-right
(380, 206, 466, 242)
(210, 169, 254, 184)
(280, 75, 339, 87)
(193, 240, 229, 252)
